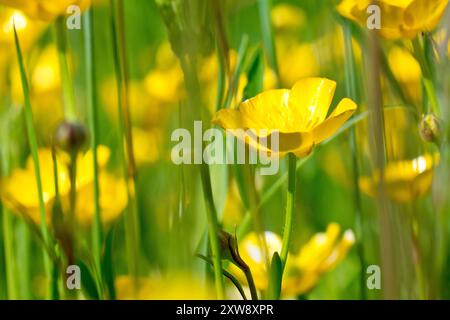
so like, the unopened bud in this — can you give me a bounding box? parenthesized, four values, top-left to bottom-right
(55, 121, 87, 154)
(419, 114, 442, 145)
(218, 230, 249, 271)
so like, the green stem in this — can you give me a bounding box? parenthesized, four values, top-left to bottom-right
(2, 208, 17, 299)
(54, 16, 77, 121)
(83, 9, 104, 296)
(224, 34, 248, 109)
(280, 153, 297, 267)
(200, 163, 225, 299)
(257, 0, 280, 87)
(0, 132, 17, 299)
(412, 37, 440, 116)
(343, 22, 367, 300)
(13, 24, 53, 299)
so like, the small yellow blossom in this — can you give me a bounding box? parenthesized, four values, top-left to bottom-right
(0, 0, 91, 21)
(213, 78, 357, 158)
(1, 145, 127, 225)
(11, 45, 64, 137)
(387, 46, 422, 103)
(337, 0, 449, 39)
(359, 153, 439, 203)
(271, 4, 306, 32)
(230, 224, 355, 297)
(115, 275, 214, 300)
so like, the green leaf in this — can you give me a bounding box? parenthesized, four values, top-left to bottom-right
(77, 260, 100, 300)
(101, 226, 117, 299)
(267, 251, 282, 300)
(243, 48, 264, 100)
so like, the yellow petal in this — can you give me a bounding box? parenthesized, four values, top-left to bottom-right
(312, 98, 357, 143)
(75, 173, 127, 225)
(403, 0, 449, 32)
(214, 89, 293, 132)
(296, 223, 341, 272)
(318, 229, 355, 272)
(289, 78, 337, 131)
(76, 145, 111, 187)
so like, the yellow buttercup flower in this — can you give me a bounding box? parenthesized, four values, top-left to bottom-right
(1, 145, 127, 225)
(213, 78, 357, 158)
(230, 224, 355, 297)
(359, 153, 439, 203)
(0, 0, 91, 21)
(115, 275, 214, 300)
(337, 0, 449, 39)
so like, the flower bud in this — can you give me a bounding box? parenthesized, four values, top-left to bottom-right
(419, 114, 442, 145)
(54, 121, 87, 154)
(218, 230, 248, 270)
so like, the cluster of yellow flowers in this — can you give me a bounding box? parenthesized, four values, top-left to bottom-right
(0, 0, 90, 21)
(1, 146, 127, 226)
(338, 0, 449, 39)
(229, 224, 355, 297)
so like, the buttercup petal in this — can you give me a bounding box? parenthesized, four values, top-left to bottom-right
(312, 98, 357, 143)
(289, 78, 337, 131)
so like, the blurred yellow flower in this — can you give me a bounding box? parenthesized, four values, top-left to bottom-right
(0, 9, 46, 88)
(337, 0, 449, 39)
(0, 145, 127, 225)
(387, 46, 422, 103)
(213, 78, 357, 158)
(276, 42, 320, 88)
(230, 224, 355, 297)
(11, 45, 64, 137)
(0, 0, 91, 21)
(115, 275, 214, 299)
(359, 153, 439, 203)
(144, 42, 185, 104)
(271, 4, 306, 32)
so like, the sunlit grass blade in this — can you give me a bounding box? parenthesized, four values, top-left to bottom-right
(343, 21, 367, 300)
(54, 16, 77, 121)
(83, 8, 104, 297)
(257, 0, 279, 86)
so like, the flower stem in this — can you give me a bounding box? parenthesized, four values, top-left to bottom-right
(54, 16, 77, 121)
(200, 163, 225, 299)
(280, 153, 297, 267)
(343, 22, 367, 300)
(257, 0, 280, 87)
(412, 37, 440, 116)
(83, 9, 104, 295)
(13, 23, 53, 299)
(0, 133, 18, 299)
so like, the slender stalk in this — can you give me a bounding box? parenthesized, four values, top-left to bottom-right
(412, 37, 440, 116)
(0, 132, 18, 299)
(54, 16, 77, 121)
(13, 23, 53, 299)
(224, 35, 248, 109)
(83, 9, 103, 295)
(200, 163, 225, 299)
(343, 23, 367, 300)
(280, 153, 297, 267)
(110, 0, 140, 283)
(257, 0, 280, 86)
